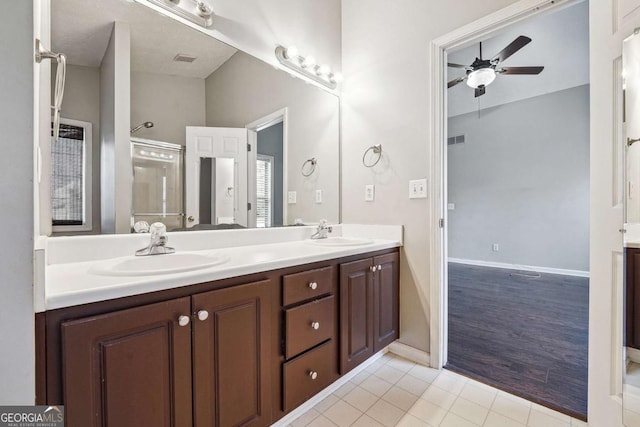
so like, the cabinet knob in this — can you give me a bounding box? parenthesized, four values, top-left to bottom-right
(178, 315, 190, 327)
(377, 265, 382, 271)
(370, 266, 376, 273)
(309, 370, 318, 380)
(311, 321, 320, 330)
(308, 282, 318, 290)
(197, 310, 209, 321)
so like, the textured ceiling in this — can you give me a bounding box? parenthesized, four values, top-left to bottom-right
(447, 0, 589, 117)
(52, 0, 238, 79)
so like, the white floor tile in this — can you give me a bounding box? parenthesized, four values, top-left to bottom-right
(360, 375, 394, 397)
(342, 386, 378, 412)
(323, 400, 362, 427)
(351, 414, 384, 427)
(333, 381, 356, 398)
(530, 403, 571, 423)
(365, 399, 406, 426)
(291, 408, 320, 427)
(365, 359, 388, 374)
(374, 365, 406, 384)
(484, 411, 526, 427)
(386, 356, 416, 373)
(432, 372, 466, 395)
(407, 398, 449, 426)
(396, 374, 431, 397)
(314, 394, 339, 413)
(570, 418, 588, 427)
(350, 370, 371, 386)
(449, 396, 489, 425)
(491, 394, 531, 424)
(381, 386, 420, 411)
(407, 364, 440, 383)
(421, 384, 458, 410)
(396, 413, 432, 427)
(527, 408, 570, 427)
(306, 415, 337, 427)
(440, 412, 479, 427)
(459, 381, 497, 408)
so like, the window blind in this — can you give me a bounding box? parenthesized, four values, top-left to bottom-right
(256, 157, 273, 228)
(51, 123, 85, 226)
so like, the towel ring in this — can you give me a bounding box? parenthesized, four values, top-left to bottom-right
(302, 158, 317, 177)
(362, 144, 382, 168)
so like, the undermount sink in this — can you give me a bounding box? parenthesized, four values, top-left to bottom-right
(88, 252, 229, 277)
(308, 237, 375, 247)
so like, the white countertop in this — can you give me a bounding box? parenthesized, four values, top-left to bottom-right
(41, 225, 402, 311)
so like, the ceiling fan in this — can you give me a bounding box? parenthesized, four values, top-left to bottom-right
(448, 35, 544, 98)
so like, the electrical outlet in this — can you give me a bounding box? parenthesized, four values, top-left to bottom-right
(448, 203, 455, 210)
(409, 179, 427, 199)
(365, 185, 375, 201)
(315, 189, 323, 203)
(492, 243, 499, 252)
(287, 191, 297, 204)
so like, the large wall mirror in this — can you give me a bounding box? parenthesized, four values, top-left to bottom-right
(50, 0, 339, 235)
(624, 29, 640, 427)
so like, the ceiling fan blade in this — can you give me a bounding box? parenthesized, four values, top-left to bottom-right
(499, 66, 544, 75)
(447, 63, 467, 68)
(475, 85, 486, 98)
(491, 35, 532, 63)
(447, 77, 466, 88)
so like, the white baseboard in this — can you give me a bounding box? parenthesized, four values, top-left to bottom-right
(628, 347, 640, 365)
(271, 347, 390, 427)
(388, 341, 431, 366)
(448, 257, 590, 278)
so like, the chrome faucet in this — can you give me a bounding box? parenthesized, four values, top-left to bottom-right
(310, 219, 332, 240)
(136, 222, 175, 256)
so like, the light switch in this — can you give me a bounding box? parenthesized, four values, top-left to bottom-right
(409, 179, 427, 199)
(288, 191, 297, 204)
(315, 189, 323, 204)
(492, 243, 499, 252)
(448, 203, 455, 210)
(365, 185, 375, 201)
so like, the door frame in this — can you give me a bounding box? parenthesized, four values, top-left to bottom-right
(428, 0, 582, 370)
(246, 108, 288, 227)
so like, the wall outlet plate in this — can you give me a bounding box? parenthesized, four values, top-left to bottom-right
(448, 203, 455, 210)
(365, 184, 375, 201)
(409, 179, 427, 199)
(492, 243, 499, 252)
(315, 189, 323, 203)
(287, 191, 297, 204)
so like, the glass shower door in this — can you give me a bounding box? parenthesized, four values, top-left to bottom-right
(131, 140, 184, 231)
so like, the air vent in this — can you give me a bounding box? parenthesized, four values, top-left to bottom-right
(173, 53, 197, 63)
(447, 134, 465, 146)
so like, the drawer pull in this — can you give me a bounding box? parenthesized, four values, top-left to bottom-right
(178, 315, 190, 327)
(309, 370, 318, 380)
(311, 321, 320, 330)
(197, 310, 209, 321)
(308, 282, 318, 290)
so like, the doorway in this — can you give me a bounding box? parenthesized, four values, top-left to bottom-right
(439, 0, 590, 419)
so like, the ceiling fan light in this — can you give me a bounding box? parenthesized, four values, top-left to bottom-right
(466, 68, 496, 89)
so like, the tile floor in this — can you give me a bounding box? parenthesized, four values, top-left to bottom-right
(287, 353, 588, 427)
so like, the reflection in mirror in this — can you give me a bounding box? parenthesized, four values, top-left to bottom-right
(51, 0, 339, 235)
(197, 157, 239, 229)
(624, 30, 640, 427)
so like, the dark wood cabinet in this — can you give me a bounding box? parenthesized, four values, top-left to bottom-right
(38, 248, 399, 426)
(627, 248, 640, 349)
(61, 297, 193, 427)
(340, 253, 399, 374)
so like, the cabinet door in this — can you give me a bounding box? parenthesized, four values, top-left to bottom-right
(340, 258, 374, 374)
(627, 249, 640, 349)
(373, 253, 400, 352)
(61, 297, 193, 427)
(192, 280, 272, 427)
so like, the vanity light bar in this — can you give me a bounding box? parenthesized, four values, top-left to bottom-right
(143, 0, 214, 28)
(275, 45, 342, 90)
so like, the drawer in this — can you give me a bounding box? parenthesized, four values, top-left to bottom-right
(283, 266, 333, 306)
(283, 340, 335, 412)
(285, 295, 335, 359)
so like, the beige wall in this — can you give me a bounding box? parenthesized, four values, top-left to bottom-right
(205, 52, 340, 225)
(130, 72, 206, 146)
(341, 0, 519, 352)
(53, 64, 102, 234)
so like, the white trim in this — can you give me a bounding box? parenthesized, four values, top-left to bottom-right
(52, 117, 93, 233)
(270, 348, 390, 427)
(388, 341, 431, 366)
(246, 108, 288, 227)
(448, 257, 590, 278)
(428, 0, 583, 370)
(628, 347, 640, 365)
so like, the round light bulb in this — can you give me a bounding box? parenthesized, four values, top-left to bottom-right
(317, 64, 331, 76)
(466, 68, 496, 89)
(285, 46, 299, 60)
(330, 72, 343, 84)
(302, 55, 316, 68)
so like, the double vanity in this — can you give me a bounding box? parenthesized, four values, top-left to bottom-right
(34, 224, 402, 427)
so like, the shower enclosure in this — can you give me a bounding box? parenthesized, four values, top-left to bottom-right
(131, 139, 184, 231)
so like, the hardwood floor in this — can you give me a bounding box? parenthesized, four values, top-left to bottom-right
(446, 262, 589, 420)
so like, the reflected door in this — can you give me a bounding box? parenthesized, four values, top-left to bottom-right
(131, 141, 184, 231)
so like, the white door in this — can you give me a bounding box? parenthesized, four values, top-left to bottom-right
(185, 127, 248, 227)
